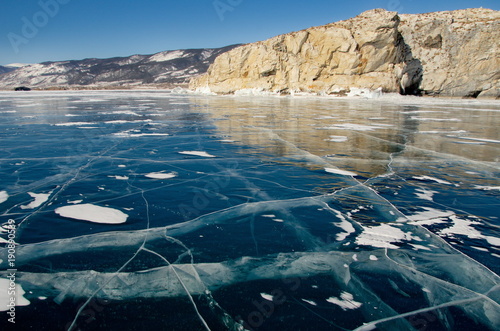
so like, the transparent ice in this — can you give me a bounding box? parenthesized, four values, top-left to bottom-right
(0, 91, 499, 330)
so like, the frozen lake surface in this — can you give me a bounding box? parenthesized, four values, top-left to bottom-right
(0, 91, 499, 330)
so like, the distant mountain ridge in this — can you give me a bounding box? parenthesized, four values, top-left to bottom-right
(0, 66, 16, 75)
(0, 45, 239, 89)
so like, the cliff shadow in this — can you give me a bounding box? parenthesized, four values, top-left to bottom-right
(395, 32, 424, 96)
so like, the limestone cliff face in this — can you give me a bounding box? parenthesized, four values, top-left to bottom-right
(190, 8, 499, 98)
(399, 9, 499, 98)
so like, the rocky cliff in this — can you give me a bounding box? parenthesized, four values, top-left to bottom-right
(398, 9, 499, 98)
(190, 8, 499, 98)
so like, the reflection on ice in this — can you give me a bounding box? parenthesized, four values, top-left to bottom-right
(321, 123, 392, 131)
(456, 137, 500, 144)
(325, 135, 348, 142)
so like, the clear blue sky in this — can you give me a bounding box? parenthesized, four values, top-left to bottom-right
(1, 0, 498, 65)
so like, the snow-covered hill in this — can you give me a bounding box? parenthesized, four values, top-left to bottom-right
(0, 66, 16, 75)
(0, 45, 239, 89)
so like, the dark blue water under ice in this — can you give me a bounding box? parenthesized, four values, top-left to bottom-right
(0, 91, 499, 330)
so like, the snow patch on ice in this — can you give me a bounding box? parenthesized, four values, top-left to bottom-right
(407, 207, 454, 224)
(440, 215, 482, 239)
(326, 292, 362, 310)
(302, 299, 318, 306)
(145, 172, 177, 179)
(413, 176, 452, 185)
(411, 244, 432, 251)
(110, 110, 141, 116)
(55, 122, 97, 126)
(0, 191, 8, 204)
(114, 130, 169, 138)
(356, 224, 412, 249)
(321, 123, 387, 131)
(55, 204, 128, 224)
(330, 209, 355, 241)
(179, 151, 216, 158)
(325, 167, 357, 177)
(105, 120, 153, 125)
(0, 278, 30, 311)
(20, 192, 51, 209)
(439, 215, 500, 246)
(408, 209, 500, 247)
(326, 135, 348, 142)
(411, 117, 461, 122)
(108, 175, 129, 180)
(453, 141, 484, 145)
(414, 188, 438, 202)
(104, 120, 132, 124)
(455, 137, 500, 144)
(260, 293, 273, 301)
(486, 237, 500, 247)
(474, 186, 500, 191)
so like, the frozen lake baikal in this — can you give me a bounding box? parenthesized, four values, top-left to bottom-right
(0, 91, 499, 330)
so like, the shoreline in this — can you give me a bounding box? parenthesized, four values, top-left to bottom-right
(0, 87, 498, 103)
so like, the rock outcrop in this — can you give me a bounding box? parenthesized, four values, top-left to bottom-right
(398, 9, 499, 98)
(190, 8, 499, 98)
